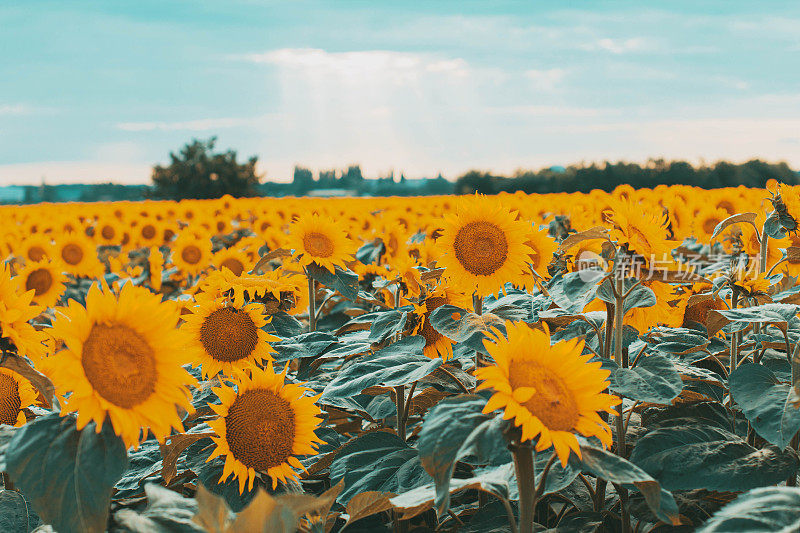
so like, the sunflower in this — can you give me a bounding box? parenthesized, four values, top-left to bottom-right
(206, 363, 323, 492)
(604, 200, 676, 264)
(198, 267, 298, 312)
(524, 225, 558, 277)
(476, 321, 619, 466)
(0, 368, 39, 426)
(18, 233, 54, 263)
(46, 281, 195, 448)
(94, 216, 124, 246)
(212, 247, 250, 277)
(288, 214, 355, 274)
(133, 219, 164, 248)
(171, 232, 212, 277)
(148, 247, 164, 292)
(15, 259, 67, 308)
(0, 262, 49, 360)
(181, 296, 278, 378)
(438, 195, 531, 297)
(412, 282, 470, 361)
(55, 231, 104, 277)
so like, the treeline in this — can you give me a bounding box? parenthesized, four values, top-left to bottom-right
(454, 159, 800, 195)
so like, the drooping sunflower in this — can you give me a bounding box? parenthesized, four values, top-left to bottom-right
(171, 232, 212, 277)
(476, 321, 619, 466)
(46, 281, 195, 448)
(438, 195, 531, 297)
(15, 259, 67, 308)
(604, 199, 676, 264)
(0, 262, 49, 361)
(288, 214, 356, 274)
(54, 231, 104, 277)
(200, 267, 298, 312)
(412, 282, 471, 361)
(181, 296, 278, 378)
(524, 225, 558, 277)
(0, 367, 39, 426)
(206, 364, 323, 492)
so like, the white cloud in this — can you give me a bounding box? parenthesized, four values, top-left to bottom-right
(525, 68, 566, 91)
(0, 104, 31, 116)
(0, 161, 151, 186)
(580, 37, 652, 54)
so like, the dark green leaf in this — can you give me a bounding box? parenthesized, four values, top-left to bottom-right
(368, 310, 408, 343)
(320, 336, 440, 408)
(306, 263, 359, 300)
(429, 305, 505, 353)
(272, 332, 338, 363)
(0, 490, 41, 533)
(729, 363, 800, 449)
(112, 484, 204, 533)
(329, 431, 431, 504)
(699, 486, 800, 532)
(6, 413, 129, 533)
(608, 353, 683, 404)
(630, 423, 799, 492)
(549, 272, 600, 314)
(572, 443, 680, 525)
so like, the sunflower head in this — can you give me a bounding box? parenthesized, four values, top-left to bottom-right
(438, 195, 531, 297)
(0, 368, 39, 426)
(207, 364, 323, 492)
(47, 280, 195, 448)
(604, 199, 676, 264)
(288, 213, 355, 273)
(412, 282, 470, 361)
(476, 321, 619, 466)
(16, 259, 67, 308)
(182, 297, 278, 378)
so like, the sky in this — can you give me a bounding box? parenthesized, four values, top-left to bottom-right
(1, 1, 799, 185)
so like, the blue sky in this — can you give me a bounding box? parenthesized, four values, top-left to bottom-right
(1, 1, 799, 185)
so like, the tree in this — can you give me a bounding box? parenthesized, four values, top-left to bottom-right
(150, 137, 261, 200)
(292, 166, 314, 194)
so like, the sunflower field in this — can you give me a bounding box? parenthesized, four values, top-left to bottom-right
(3, 183, 800, 532)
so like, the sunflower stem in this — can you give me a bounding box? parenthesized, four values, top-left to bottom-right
(307, 275, 317, 332)
(759, 230, 769, 274)
(511, 441, 537, 533)
(613, 261, 631, 533)
(395, 385, 406, 442)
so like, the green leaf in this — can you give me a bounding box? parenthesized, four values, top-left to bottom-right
(607, 353, 683, 404)
(329, 431, 431, 504)
(429, 305, 506, 353)
(571, 443, 680, 525)
(368, 309, 409, 343)
(0, 490, 41, 533)
(699, 486, 800, 532)
(548, 272, 600, 314)
(319, 336, 440, 408)
(272, 332, 338, 362)
(707, 303, 799, 337)
(630, 423, 799, 492)
(416, 394, 510, 516)
(112, 484, 204, 533)
(6, 413, 129, 533)
(305, 263, 359, 300)
(596, 278, 656, 314)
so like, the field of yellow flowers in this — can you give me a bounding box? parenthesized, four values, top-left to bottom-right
(2, 183, 800, 532)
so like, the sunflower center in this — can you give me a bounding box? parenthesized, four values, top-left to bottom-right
(199, 307, 259, 362)
(225, 388, 296, 471)
(28, 246, 46, 262)
(221, 258, 245, 276)
(101, 225, 115, 240)
(302, 232, 334, 258)
(81, 323, 158, 409)
(141, 224, 157, 240)
(420, 296, 447, 348)
(61, 243, 84, 265)
(25, 268, 53, 296)
(508, 360, 580, 432)
(0, 374, 21, 425)
(702, 217, 720, 235)
(453, 221, 508, 276)
(181, 245, 202, 265)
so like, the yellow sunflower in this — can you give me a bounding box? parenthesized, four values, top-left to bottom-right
(200, 267, 298, 312)
(171, 232, 212, 277)
(18, 233, 54, 263)
(15, 259, 67, 308)
(604, 200, 676, 264)
(438, 195, 531, 297)
(0, 368, 39, 426)
(411, 282, 471, 361)
(476, 321, 619, 466)
(94, 216, 125, 246)
(0, 262, 49, 360)
(54, 231, 104, 277)
(181, 297, 278, 378)
(206, 363, 323, 492)
(524, 225, 558, 277)
(212, 247, 250, 277)
(46, 280, 195, 448)
(288, 214, 356, 274)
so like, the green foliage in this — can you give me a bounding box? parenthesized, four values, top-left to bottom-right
(305, 263, 360, 301)
(112, 484, 203, 533)
(150, 137, 260, 200)
(6, 413, 129, 533)
(606, 353, 683, 404)
(729, 363, 800, 449)
(699, 486, 800, 532)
